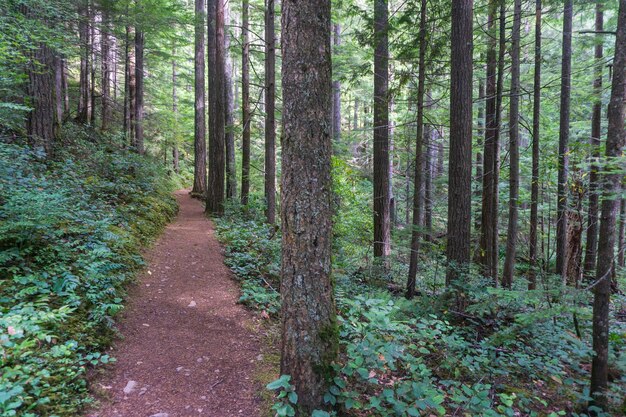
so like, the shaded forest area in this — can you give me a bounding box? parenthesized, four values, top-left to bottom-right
(1, 0, 626, 416)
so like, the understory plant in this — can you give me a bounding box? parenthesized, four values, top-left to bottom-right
(0, 126, 178, 416)
(215, 158, 625, 417)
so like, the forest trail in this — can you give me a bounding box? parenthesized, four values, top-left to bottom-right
(89, 190, 262, 417)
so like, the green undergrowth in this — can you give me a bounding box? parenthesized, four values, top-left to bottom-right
(0, 125, 178, 416)
(215, 160, 626, 417)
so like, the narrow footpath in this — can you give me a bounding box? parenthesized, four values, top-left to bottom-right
(90, 190, 262, 417)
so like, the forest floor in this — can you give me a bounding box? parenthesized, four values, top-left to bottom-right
(88, 190, 264, 417)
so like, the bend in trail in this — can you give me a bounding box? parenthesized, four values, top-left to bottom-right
(89, 190, 261, 417)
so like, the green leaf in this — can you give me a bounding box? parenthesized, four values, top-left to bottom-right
(266, 374, 292, 390)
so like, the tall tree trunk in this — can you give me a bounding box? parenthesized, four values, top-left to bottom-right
(62, 59, 69, 116)
(135, 26, 145, 154)
(225, 0, 237, 200)
(446, 0, 473, 311)
(129, 27, 137, 145)
(89, 5, 96, 126)
(172, 51, 179, 174)
(101, 9, 111, 131)
(474, 77, 484, 237)
(479, 0, 499, 282)
(54, 55, 63, 133)
(424, 117, 433, 242)
(556, 0, 573, 276)
(502, 0, 521, 289)
(123, 25, 131, 142)
(590, 1, 626, 409)
(207, 0, 217, 199)
(373, 0, 391, 261)
(491, 0, 506, 282)
(353, 97, 358, 130)
(529, 0, 542, 290)
(240, 0, 251, 205)
(206, 0, 226, 215)
(332, 23, 341, 143)
(446, 0, 473, 312)
(27, 43, 56, 154)
(406, 0, 427, 299)
(77, 1, 90, 124)
(618, 197, 625, 268)
(193, 0, 207, 196)
(584, 2, 604, 277)
(264, 0, 276, 224)
(280, 0, 336, 411)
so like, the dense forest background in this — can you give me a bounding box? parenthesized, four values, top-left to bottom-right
(1, 0, 625, 416)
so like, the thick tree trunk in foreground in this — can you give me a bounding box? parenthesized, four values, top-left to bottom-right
(193, 0, 207, 196)
(556, 0, 573, 276)
(240, 0, 251, 205)
(590, 0, 626, 410)
(264, 0, 276, 224)
(406, 0, 427, 299)
(225, 1, 237, 200)
(502, 0, 521, 289)
(584, 2, 604, 278)
(373, 0, 391, 261)
(446, 0, 473, 311)
(135, 27, 145, 154)
(206, 0, 225, 215)
(280, 0, 336, 412)
(529, 0, 542, 290)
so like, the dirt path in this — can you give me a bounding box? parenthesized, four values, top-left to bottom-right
(89, 190, 262, 417)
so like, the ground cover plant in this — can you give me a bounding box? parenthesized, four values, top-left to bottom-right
(0, 126, 178, 416)
(215, 165, 626, 417)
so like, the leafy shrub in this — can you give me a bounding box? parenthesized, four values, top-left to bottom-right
(0, 127, 178, 416)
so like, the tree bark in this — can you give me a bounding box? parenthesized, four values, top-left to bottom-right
(193, 0, 207, 196)
(101, 9, 111, 131)
(590, 0, 626, 410)
(373, 0, 391, 261)
(332, 23, 341, 143)
(584, 2, 604, 278)
(77, 0, 90, 124)
(206, 0, 226, 215)
(225, 0, 237, 200)
(54, 55, 63, 133)
(556, 0, 573, 276)
(135, 25, 145, 154)
(240, 0, 251, 205)
(89, 5, 96, 126)
(27, 43, 56, 154)
(280, 0, 336, 412)
(406, 0, 427, 299)
(479, 0, 499, 282)
(446, 0, 473, 311)
(502, 0, 521, 289)
(618, 197, 625, 268)
(264, 0, 276, 224)
(529, 0, 542, 290)
(474, 77, 484, 237)
(124, 25, 136, 145)
(172, 50, 179, 174)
